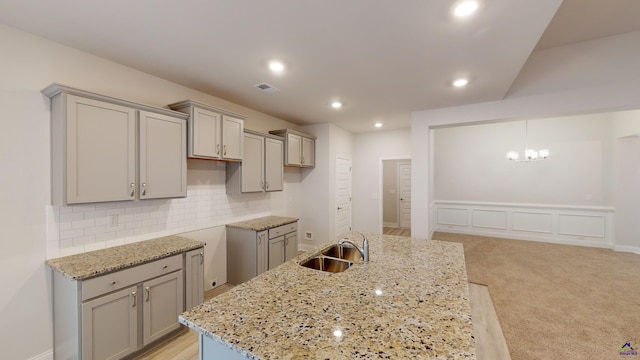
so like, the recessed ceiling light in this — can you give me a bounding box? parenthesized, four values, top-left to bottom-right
(331, 101, 342, 109)
(453, 78, 469, 87)
(454, 1, 479, 17)
(374, 122, 383, 128)
(268, 61, 285, 73)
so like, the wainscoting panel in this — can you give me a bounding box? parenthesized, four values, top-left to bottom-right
(557, 214, 606, 238)
(472, 209, 507, 230)
(431, 201, 615, 249)
(436, 207, 468, 227)
(512, 211, 553, 234)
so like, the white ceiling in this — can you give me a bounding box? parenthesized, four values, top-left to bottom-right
(1, 0, 639, 133)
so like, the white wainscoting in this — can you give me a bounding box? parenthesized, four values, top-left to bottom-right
(431, 201, 615, 249)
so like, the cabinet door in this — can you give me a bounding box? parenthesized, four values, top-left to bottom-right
(185, 248, 204, 310)
(265, 137, 284, 191)
(257, 231, 268, 275)
(286, 133, 302, 166)
(301, 137, 315, 167)
(285, 232, 298, 261)
(221, 115, 244, 160)
(139, 111, 187, 199)
(143, 271, 184, 345)
(241, 133, 264, 192)
(82, 286, 138, 360)
(192, 106, 221, 158)
(268, 236, 286, 270)
(66, 95, 136, 204)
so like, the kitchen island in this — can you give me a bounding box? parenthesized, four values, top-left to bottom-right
(180, 233, 476, 359)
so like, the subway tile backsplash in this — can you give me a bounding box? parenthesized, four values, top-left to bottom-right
(47, 187, 272, 258)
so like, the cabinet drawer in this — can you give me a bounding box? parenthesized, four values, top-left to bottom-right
(268, 222, 297, 239)
(82, 254, 182, 301)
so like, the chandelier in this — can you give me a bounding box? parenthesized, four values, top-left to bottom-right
(507, 120, 549, 162)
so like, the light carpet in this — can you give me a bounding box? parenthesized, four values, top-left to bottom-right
(434, 231, 640, 360)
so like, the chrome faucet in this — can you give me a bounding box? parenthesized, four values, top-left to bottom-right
(338, 232, 369, 262)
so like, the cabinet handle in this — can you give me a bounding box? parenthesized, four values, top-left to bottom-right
(337, 206, 343, 210)
(110, 281, 116, 286)
(132, 291, 137, 307)
(217, 144, 221, 155)
(142, 183, 146, 196)
(145, 286, 150, 302)
(200, 251, 204, 264)
(300, 156, 304, 165)
(223, 145, 227, 156)
(130, 183, 135, 197)
(265, 181, 269, 190)
(163, 265, 168, 269)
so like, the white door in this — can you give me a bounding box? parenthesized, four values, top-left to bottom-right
(398, 163, 412, 229)
(335, 157, 352, 237)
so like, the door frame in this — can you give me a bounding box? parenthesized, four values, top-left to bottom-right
(378, 157, 411, 234)
(397, 162, 411, 229)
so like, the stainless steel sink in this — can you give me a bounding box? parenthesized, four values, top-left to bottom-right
(299, 256, 353, 273)
(321, 244, 364, 262)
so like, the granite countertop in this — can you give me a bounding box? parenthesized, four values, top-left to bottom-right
(226, 215, 299, 232)
(180, 233, 476, 359)
(46, 236, 205, 280)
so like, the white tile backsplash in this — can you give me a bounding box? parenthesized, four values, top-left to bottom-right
(47, 187, 273, 258)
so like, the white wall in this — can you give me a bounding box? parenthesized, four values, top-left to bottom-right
(412, 30, 640, 247)
(0, 24, 301, 360)
(297, 123, 353, 250)
(612, 109, 640, 138)
(433, 114, 613, 206)
(352, 128, 411, 233)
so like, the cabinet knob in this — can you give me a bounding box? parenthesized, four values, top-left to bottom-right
(110, 281, 116, 285)
(163, 265, 168, 269)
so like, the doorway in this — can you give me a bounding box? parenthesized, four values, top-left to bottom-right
(381, 159, 411, 235)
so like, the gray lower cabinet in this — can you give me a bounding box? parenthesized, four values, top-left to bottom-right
(81, 286, 138, 360)
(268, 228, 298, 270)
(185, 248, 205, 310)
(226, 229, 268, 284)
(53, 249, 202, 360)
(227, 222, 297, 284)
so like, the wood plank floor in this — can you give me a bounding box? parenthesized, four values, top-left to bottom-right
(468, 283, 511, 360)
(383, 226, 411, 237)
(138, 277, 508, 360)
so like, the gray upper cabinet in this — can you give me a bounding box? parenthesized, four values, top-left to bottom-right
(269, 129, 316, 168)
(168, 100, 244, 161)
(226, 130, 283, 194)
(139, 111, 187, 199)
(43, 84, 188, 205)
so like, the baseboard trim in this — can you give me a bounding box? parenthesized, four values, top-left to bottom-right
(433, 227, 613, 250)
(614, 245, 640, 255)
(383, 222, 399, 228)
(28, 350, 53, 360)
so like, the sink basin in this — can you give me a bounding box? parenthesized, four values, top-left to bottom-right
(299, 256, 353, 273)
(321, 244, 363, 262)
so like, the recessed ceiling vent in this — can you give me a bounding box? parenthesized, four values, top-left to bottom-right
(254, 82, 280, 93)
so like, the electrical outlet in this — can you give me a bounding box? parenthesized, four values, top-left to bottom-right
(305, 231, 313, 241)
(109, 214, 118, 227)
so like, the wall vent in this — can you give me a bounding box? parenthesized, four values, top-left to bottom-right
(254, 82, 280, 93)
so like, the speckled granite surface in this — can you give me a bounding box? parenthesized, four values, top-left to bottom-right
(226, 215, 298, 231)
(46, 236, 205, 280)
(180, 233, 476, 359)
